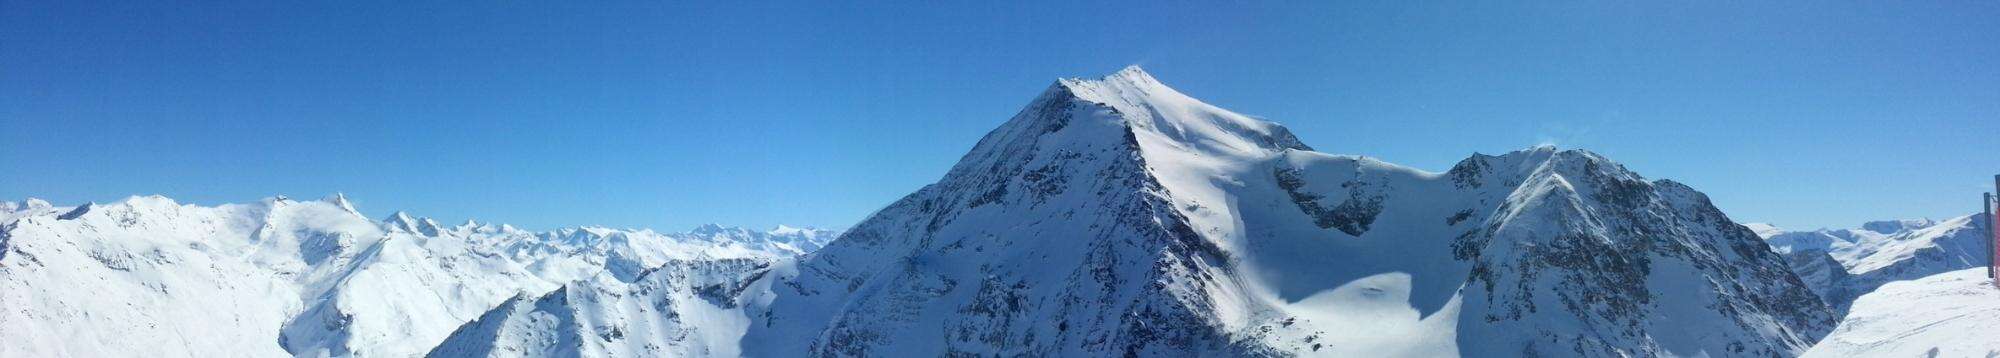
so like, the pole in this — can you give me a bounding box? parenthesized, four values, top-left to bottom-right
(1991, 174, 2000, 283)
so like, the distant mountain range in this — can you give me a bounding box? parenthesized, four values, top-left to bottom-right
(1751, 215, 1991, 313)
(0, 195, 832, 357)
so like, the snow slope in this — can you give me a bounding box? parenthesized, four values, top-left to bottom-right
(1761, 215, 1991, 312)
(1803, 268, 2000, 357)
(733, 66, 1831, 357)
(0, 195, 832, 357)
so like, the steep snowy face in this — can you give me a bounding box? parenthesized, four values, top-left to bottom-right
(1803, 268, 2000, 357)
(739, 67, 1831, 357)
(0, 195, 829, 357)
(1761, 215, 1991, 312)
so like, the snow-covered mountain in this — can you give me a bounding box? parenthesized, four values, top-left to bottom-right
(1802, 268, 2000, 357)
(729, 66, 1831, 356)
(428, 257, 770, 357)
(1756, 215, 1991, 312)
(3, 67, 1840, 357)
(0, 195, 833, 357)
(0, 198, 66, 224)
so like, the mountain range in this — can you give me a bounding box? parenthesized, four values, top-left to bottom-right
(0, 195, 833, 357)
(13, 67, 1987, 357)
(1753, 215, 1992, 313)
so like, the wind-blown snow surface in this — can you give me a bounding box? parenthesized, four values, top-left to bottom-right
(1758, 216, 1992, 312)
(1802, 268, 2000, 357)
(737, 67, 1831, 357)
(0, 195, 832, 357)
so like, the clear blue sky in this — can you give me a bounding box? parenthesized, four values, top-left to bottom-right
(4, 2, 1996, 231)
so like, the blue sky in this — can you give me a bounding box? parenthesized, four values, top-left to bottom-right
(3, 2, 1995, 231)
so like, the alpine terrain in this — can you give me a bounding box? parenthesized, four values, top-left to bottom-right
(1, 67, 1842, 357)
(1755, 215, 1993, 312)
(731, 67, 1832, 357)
(1802, 267, 2000, 357)
(0, 195, 834, 357)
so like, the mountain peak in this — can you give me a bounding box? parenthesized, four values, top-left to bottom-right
(1110, 64, 1153, 80)
(1064, 65, 1164, 94)
(691, 223, 732, 235)
(1051, 66, 1312, 155)
(1054, 65, 1182, 111)
(324, 193, 360, 215)
(383, 211, 440, 235)
(21, 198, 52, 211)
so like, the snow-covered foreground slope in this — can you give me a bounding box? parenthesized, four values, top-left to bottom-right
(0, 195, 832, 357)
(732, 66, 1831, 356)
(1803, 268, 2000, 357)
(1758, 215, 1991, 312)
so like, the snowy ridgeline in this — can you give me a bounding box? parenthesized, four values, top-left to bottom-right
(1752, 216, 1993, 313)
(0, 195, 834, 357)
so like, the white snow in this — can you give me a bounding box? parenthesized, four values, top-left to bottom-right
(737, 66, 1827, 357)
(1762, 214, 1991, 311)
(1742, 223, 1784, 239)
(1804, 268, 2000, 357)
(1, 66, 1848, 357)
(0, 194, 833, 357)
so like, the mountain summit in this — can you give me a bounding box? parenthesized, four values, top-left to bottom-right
(733, 67, 1832, 356)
